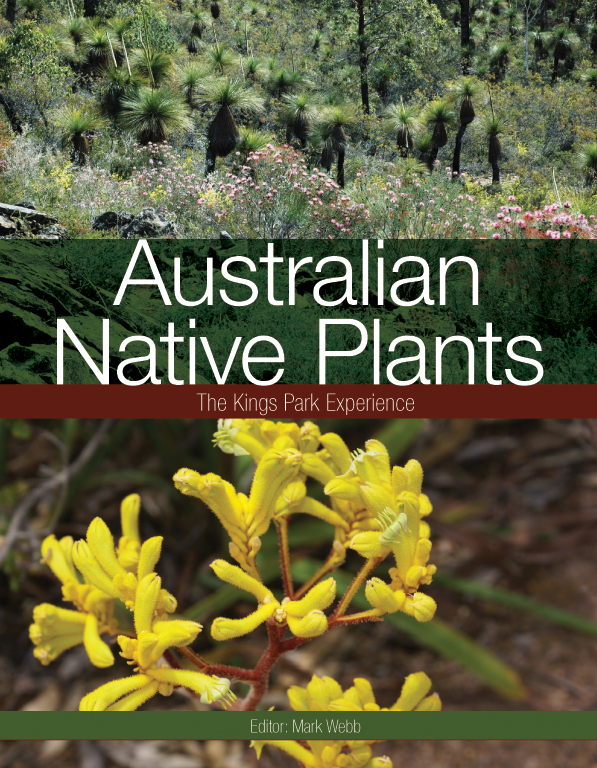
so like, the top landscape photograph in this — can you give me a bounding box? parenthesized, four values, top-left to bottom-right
(0, 0, 596, 239)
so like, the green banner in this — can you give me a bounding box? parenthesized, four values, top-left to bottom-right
(1, 239, 596, 385)
(1, 712, 596, 740)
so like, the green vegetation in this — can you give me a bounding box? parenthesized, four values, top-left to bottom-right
(0, 0, 595, 237)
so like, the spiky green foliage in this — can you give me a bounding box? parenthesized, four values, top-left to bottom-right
(176, 62, 210, 107)
(205, 43, 237, 75)
(97, 66, 142, 120)
(133, 49, 175, 89)
(265, 69, 308, 97)
(235, 126, 271, 159)
(61, 17, 86, 48)
(280, 92, 318, 146)
(82, 29, 112, 71)
(488, 42, 510, 79)
(53, 105, 107, 164)
(384, 102, 421, 155)
(578, 142, 597, 185)
(582, 69, 597, 91)
(242, 56, 265, 80)
(316, 103, 357, 187)
(423, 100, 455, 148)
(120, 87, 193, 144)
(199, 77, 265, 170)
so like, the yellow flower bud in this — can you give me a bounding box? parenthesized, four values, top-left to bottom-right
(152, 667, 234, 705)
(137, 536, 163, 581)
(40, 535, 78, 585)
(152, 619, 202, 658)
(211, 602, 276, 641)
(305, 674, 343, 710)
(419, 520, 431, 539)
(247, 449, 303, 535)
(405, 459, 424, 495)
(298, 422, 321, 454)
(86, 518, 127, 578)
(319, 432, 351, 473)
(402, 592, 436, 623)
(367, 758, 393, 768)
(72, 541, 120, 599)
(106, 680, 160, 711)
(405, 566, 426, 588)
(414, 538, 432, 567)
(302, 453, 336, 485)
(324, 476, 363, 504)
(419, 494, 433, 517)
(392, 672, 432, 711)
(350, 531, 391, 559)
(415, 693, 442, 711)
(285, 578, 336, 618)
(83, 613, 114, 668)
(365, 578, 404, 614)
(211, 559, 272, 602)
(288, 685, 309, 711)
(33, 631, 85, 665)
(286, 610, 328, 638)
(120, 493, 141, 544)
(134, 573, 162, 635)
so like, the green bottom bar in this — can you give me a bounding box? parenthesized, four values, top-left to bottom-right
(0, 712, 595, 740)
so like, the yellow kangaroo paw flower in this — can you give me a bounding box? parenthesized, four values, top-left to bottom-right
(152, 667, 233, 705)
(83, 613, 114, 668)
(211, 602, 276, 641)
(391, 672, 432, 711)
(86, 518, 127, 578)
(251, 740, 317, 767)
(286, 610, 328, 638)
(414, 693, 442, 711)
(106, 680, 160, 711)
(285, 578, 336, 618)
(79, 674, 152, 711)
(137, 537, 163, 581)
(120, 494, 141, 544)
(319, 433, 352, 474)
(365, 578, 405, 614)
(134, 573, 162, 635)
(40, 535, 78, 585)
(32, 631, 84, 665)
(72, 541, 121, 599)
(210, 559, 271, 600)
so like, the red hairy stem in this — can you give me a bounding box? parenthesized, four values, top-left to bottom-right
(276, 517, 294, 599)
(241, 620, 285, 711)
(332, 556, 385, 619)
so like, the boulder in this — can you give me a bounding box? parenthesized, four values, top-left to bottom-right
(91, 211, 135, 231)
(0, 215, 17, 236)
(120, 207, 181, 239)
(15, 200, 37, 210)
(0, 202, 58, 228)
(38, 224, 68, 239)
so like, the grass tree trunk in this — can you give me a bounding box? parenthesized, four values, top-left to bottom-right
(427, 147, 438, 172)
(337, 147, 345, 187)
(5, 0, 15, 22)
(0, 92, 22, 133)
(491, 162, 500, 183)
(552, 54, 560, 82)
(206, 147, 216, 174)
(459, 0, 471, 74)
(356, 0, 370, 115)
(321, 146, 333, 173)
(83, 0, 100, 16)
(452, 122, 467, 177)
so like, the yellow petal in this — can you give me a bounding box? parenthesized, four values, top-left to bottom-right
(134, 572, 161, 635)
(365, 578, 404, 614)
(285, 578, 336, 618)
(33, 631, 84, 665)
(86, 518, 126, 578)
(402, 592, 436, 623)
(79, 674, 152, 711)
(83, 613, 114, 668)
(137, 537, 163, 581)
(211, 603, 276, 641)
(106, 680, 159, 711)
(414, 693, 442, 711)
(286, 610, 327, 638)
(319, 433, 352, 474)
(405, 459, 424, 495)
(350, 531, 390, 560)
(41, 535, 78, 585)
(392, 672, 432, 711)
(251, 740, 316, 767)
(120, 494, 141, 544)
(210, 559, 272, 602)
(152, 667, 234, 705)
(72, 541, 120, 599)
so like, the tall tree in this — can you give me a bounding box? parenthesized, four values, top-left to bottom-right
(459, 0, 471, 74)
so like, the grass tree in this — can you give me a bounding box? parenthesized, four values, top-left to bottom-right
(483, 112, 506, 184)
(488, 42, 510, 80)
(61, 17, 86, 49)
(82, 28, 112, 72)
(582, 69, 597, 90)
(384, 101, 420, 158)
(177, 62, 210, 108)
(550, 26, 579, 82)
(120, 87, 193, 144)
(447, 77, 481, 177)
(423, 100, 456, 172)
(578, 142, 597, 186)
(242, 56, 265, 81)
(133, 49, 175, 89)
(415, 133, 434, 171)
(54, 105, 107, 165)
(235, 126, 271, 161)
(97, 66, 141, 121)
(107, 17, 133, 74)
(280, 93, 318, 148)
(205, 43, 237, 75)
(199, 77, 264, 173)
(316, 104, 356, 188)
(184, 8, 209, 53)
(209, 0, 221, 19)
(266, 69, 306, 98)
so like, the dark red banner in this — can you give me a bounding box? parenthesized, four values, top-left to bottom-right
(1, 385, 596, 418)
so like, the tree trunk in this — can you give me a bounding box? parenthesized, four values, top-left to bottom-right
(0, 92, 22, 133)
(459, 0, 471, 74)
(83, 0, 100, 16)
(5, 0, 16, 22)
(337, 147, 345, 187)
(206, 146, 216, 174)
(427, 147, 438, 172)
(452, 122, 467, 177)
(357, 0, 370, 115)
(491, 162, 500, 184)
(552, 54, 559, 82)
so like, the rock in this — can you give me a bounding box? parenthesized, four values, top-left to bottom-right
(91, 211, 135, 231)
(120, 207, 181, 239)
(220, 230, 235, 247)
(15, 200, 37, 210)
(38, 224, 68, 239)
(0, 202, 57, 227)
(0, 214, 17, 235)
